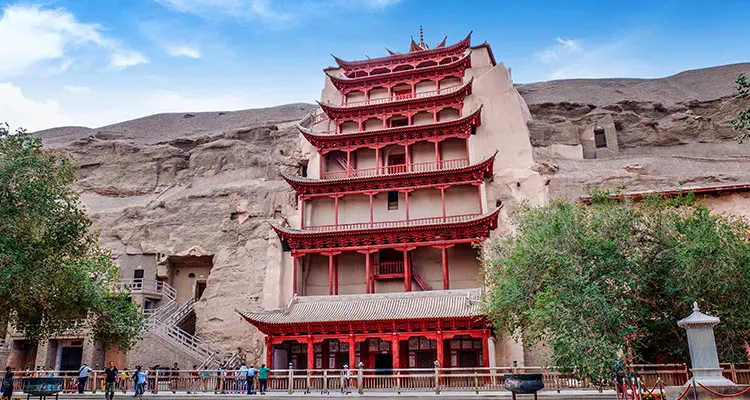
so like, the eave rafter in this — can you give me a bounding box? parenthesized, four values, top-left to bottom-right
(271, 207, 501, 251)
(326, 54, 472, 93)
(317, 78, 473, 121)
(298, 106, 482, 152)
(331, 32, 472, 72)
(242, 316, 489, 336)
(282, 152, 496, 196)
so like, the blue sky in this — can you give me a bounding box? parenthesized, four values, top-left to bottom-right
(1, 0, 748, 131)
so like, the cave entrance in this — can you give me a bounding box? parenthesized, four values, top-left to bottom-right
(157, 247, 214, 335)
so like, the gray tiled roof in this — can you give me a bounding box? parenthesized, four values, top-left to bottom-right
(238, 289, 482, 325)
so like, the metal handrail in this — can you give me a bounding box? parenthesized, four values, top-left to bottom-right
(321, 158, 469, 180)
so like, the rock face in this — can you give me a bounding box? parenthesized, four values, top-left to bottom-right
(516, 63, 750, 200)
(38, 104, 317, 363)
(34, 64, 750, 366)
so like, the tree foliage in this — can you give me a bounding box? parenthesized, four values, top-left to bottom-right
(0, 123, 144, 350)
(483, 194, 750, 383)
(733, 73, 750, 144)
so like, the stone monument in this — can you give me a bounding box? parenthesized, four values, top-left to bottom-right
(677, 302, 734, 386)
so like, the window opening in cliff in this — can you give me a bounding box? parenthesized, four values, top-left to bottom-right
(594, 127, 607, 148)
(162, 248, 214, 306)
(300, 164, 308, 177)
(133, 269, 144, 280)
(387, 191, 399, 210)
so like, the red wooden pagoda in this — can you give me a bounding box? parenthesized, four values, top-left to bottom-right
(240, 32, 500, 371)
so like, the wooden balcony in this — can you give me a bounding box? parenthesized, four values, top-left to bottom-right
(302, 213, 480, 233)
(321, 158, 469, 180)
(374, 261, 404, 279)
(340, 84, 465, 107)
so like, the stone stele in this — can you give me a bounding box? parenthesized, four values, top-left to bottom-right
(677, 302, 734, 386)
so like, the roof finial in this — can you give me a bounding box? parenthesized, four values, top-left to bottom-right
(419, 25, 425, 46)
(693, 302, 700, 312)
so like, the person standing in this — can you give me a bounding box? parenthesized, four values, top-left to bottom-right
(134, 366, 147, 398)
(78, 363, 93, 394)
(170, 363, 179, 393)
(104, 361, 118, 400)
(341, 364, 351, 394)
(246, 364, 257, 395)
(257, 364, 270, 395)
(1, 367, 14, 400)
(237, 363, 248, 393)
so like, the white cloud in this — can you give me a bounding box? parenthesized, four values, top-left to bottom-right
(0, 82, 70, 131)
(539, 37, 582, 62)
(109, 51, 150, 70)
(64, 84, 91, 93)
(0, 4, 148, 77)
(0, 4, 103, 77)
(166, 45, 202, 59)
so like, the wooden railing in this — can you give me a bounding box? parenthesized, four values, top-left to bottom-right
(374, 261, 404, 278)
(321, 158, 469, 180)
(7, 364, 749, 394)
(303, 213, 480, 232)
(340, 83, 466, 107)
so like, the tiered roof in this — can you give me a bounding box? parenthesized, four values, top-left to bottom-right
(298, 106, 482, 152)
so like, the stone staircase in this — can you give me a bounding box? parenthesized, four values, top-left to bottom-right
(133, 281, 218, 368)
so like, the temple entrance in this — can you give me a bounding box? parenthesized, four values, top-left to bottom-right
(60, 346, 83, 371)
(374, 354, 392, 373)
(407, 336, 437, 368)
(449, 335, 484, 367)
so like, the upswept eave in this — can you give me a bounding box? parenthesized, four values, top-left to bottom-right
(316, 77, 473, 120)
(331, 32, 472, 70)
(297, 106, 482, 150)
(324, 53, 472, 92)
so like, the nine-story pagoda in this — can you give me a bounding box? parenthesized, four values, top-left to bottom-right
(239, 30, 543, 371)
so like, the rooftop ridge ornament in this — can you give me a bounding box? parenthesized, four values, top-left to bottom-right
(677, 302, 734, 386)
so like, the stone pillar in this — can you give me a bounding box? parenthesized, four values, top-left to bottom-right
(677, 302, 734, 386)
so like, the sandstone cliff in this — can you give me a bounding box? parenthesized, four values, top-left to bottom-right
(517, 63, 750, 199)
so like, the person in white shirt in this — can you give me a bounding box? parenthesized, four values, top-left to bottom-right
(77, 363, 92, 394)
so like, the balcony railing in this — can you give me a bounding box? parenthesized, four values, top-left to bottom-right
(340, 84, 465, 107)
(116, 278, 177, 300)
(321, 158, 469, 180)
(303, 213, 480, 233)
(374, 261, 404, 278)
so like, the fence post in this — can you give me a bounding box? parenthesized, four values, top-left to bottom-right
(154, 370, 159, 394)
(434, 361, 441, 394)
(395, 371, 401, 395)
(287, 368, 293, 395)
(731, 363, 738, 383)
(474, 371, 479, 394)
(305, 370, 311, 394)
(357, 363, 364, 395)
(92, 371, 98, 393)
(322, 370, 328, 395)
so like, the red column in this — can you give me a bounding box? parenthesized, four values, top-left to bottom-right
(334, 196, 339, 226)
(403, 250, 411, 292)
(404, 191, 410, 221)
(477, 185, 483, 214)
(307, 337, 314, 370)
(328, 253, 334, 295)
(300, 197, 306, 228)
(358, 119, 363, 131)
(375, 147, 380, 175)
(346, 149, 352, 178)
(349, 336, 356, 368)
(392, 335, 400, 369)
(368, 193, 374, 227)
(292, 256, 298, 296)
(365, 252, 372, 294)
(441, 247, 449, 290)
(434, 141, 441, 166)
(334, 255, 339, 295)
(405, 143, 411, 172)
(482, 330, 490, 367)
(440, 187, 446, 220)
(266, 336, 273, 368)
(436, 332, 444, 368)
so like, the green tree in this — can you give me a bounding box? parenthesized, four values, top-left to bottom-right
(733, 73, 750, 143)
(0, 123, 144, 350)
(483, 194, 750, 383)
